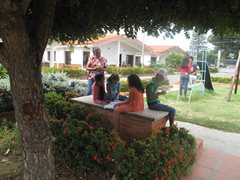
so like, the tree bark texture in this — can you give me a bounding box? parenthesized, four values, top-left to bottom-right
(0, 1, 56, 179)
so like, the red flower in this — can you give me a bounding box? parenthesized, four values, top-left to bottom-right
(88, 125, 93, 130)
(63, 127, 68, 134)
(92, 155, 97, 161)
(155, 175, 159, 180)
(105, 154, 111, 160)
(63, 119, 68, 126)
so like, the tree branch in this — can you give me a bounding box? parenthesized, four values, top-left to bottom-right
(29, 0, 56, 63)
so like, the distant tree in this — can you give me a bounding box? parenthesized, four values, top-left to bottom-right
(190, 31, 208, 60)
(166, 53, 184, 72)
(207, 50, 218, 66)
(208, 33, 240, 59)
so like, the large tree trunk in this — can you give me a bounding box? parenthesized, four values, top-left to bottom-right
(5, 33, 55, 179)
(10, 58, 55, 179)
(0, 1, 56, 179)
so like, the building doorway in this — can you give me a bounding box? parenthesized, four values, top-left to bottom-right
(126, 55, 134, 67)
(65, 51, 71, 65)
(83, 51, 90, 66)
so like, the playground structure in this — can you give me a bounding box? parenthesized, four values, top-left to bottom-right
(188, 48, 214, 102)
(227, 50, 240, 101)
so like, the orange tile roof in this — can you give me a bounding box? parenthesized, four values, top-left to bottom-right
(149, 45, 176, 53)
(92, 34, 125, 46)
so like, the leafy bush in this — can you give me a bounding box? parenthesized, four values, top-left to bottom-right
(45, 92, 87, 120)
(42, 65, 86, 77)
(211, 77, 233, 84)
(41, 65, 59, 73)
(42, 72, 87, 96)
(113, 126, 196, 179)
(47, 94, 196, 178)
(107, 66, 156, 75)
(120, 78, 169, 92)
(0, 77, 13, 112)
(209, 67, 218, 73)
(60, 66, 86, 77)
(166, 53, 184, 72)
(0, 64, 8, 79)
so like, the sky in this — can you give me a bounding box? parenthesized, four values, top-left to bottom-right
(136, 30, 214, 52)
(136, 31, 192, 51)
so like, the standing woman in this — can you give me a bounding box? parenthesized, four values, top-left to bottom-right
(86, 47, 108, 95)
(179, 57, 191, 97)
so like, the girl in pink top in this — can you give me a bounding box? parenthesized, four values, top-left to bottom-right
(92, 73, 109, 105)
(114, 74, 144, 113)
(179, 57, 191, 97)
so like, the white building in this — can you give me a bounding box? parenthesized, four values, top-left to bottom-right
(42, 35, 186, 67)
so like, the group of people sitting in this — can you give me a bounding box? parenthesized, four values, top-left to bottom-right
(90, 70, 175, 127)
(178, 56, 199, 97)
(85, 46, 175, 126)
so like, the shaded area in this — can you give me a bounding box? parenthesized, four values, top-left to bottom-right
(197, 62, 214, 91)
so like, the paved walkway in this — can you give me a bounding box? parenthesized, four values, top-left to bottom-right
(175, 121, 240, 179)
(176, 121, 240, 157)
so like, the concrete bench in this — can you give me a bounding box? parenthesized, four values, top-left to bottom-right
(71, 96, 168, 141)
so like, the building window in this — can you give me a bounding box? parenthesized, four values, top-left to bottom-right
(47, 51, 56, 61)
(126, 55, 134, 67)
(151, 57, 157, 64)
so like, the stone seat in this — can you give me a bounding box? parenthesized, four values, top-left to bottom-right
(71, 95, 168, 141)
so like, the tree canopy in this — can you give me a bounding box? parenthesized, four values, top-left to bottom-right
(51, 0, 240, 43)
(208, 32, 240, 59)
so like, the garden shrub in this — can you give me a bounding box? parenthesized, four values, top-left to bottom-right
(120, 78, 169, 92)
(113, 126, 196, 179)
(42, 72, 87, 96)
(47, 95, 196, 178)
(209, 67, 218, 73)
(211, 77, 233, 84)
(0, 64, 8, 79)
(50, 117, 119, 175)
(45, 92, 87, 120)
(42, 65, 86, 77)
(107, 66, 156, 75)
(0, 77, 13, 112)
(166, 53, 184, 72)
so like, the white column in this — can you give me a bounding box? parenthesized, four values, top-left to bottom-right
(50, 43, 55, 67)
(133, 55, 136, 67)
(217, 50, 221, 68)
(141, 33, 145, 67)
(117, 40, 121, 67)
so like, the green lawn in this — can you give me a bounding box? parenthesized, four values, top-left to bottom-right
(159, 84, 240, 133)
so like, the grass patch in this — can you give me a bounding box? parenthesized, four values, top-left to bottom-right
(159, 84, 240, 133)
(0, 119, 23, 179)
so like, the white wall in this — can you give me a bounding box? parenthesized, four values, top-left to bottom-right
(144, 55, 151, 66)
(99, 42, 118, 65)
(55, 48, 65, 64)
(120, 43, 139, 65)
(71, 47, 83, 65)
